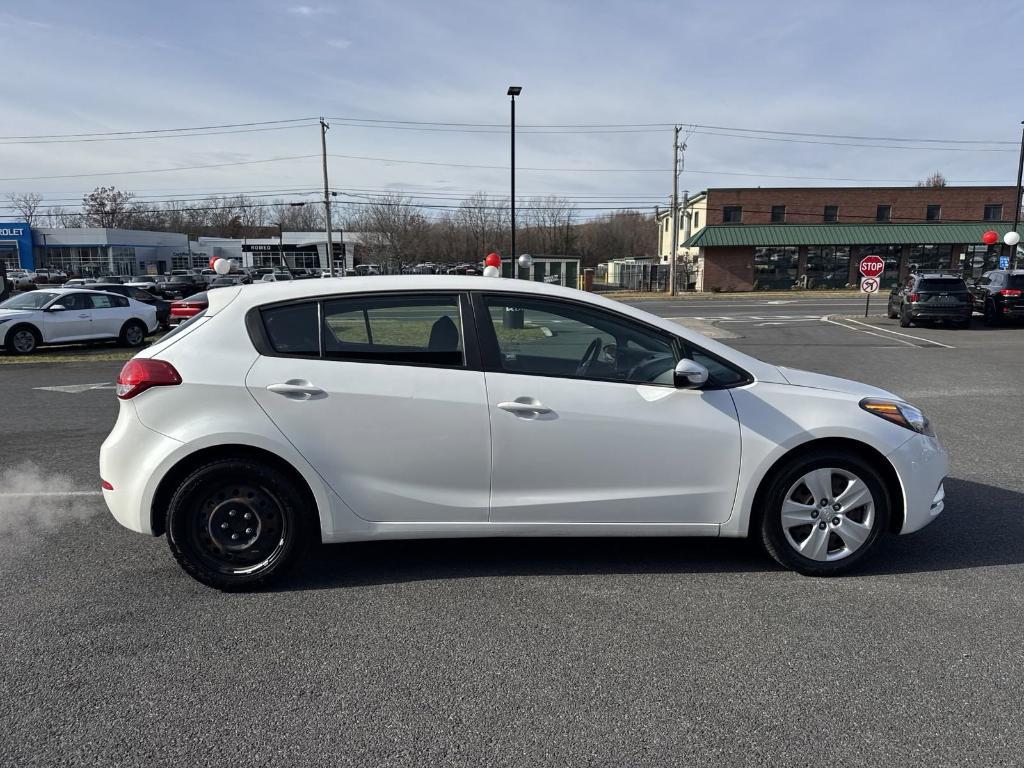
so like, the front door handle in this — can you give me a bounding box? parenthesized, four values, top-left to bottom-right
(267, 380, 326, 400)
(498, 398, 552, 416)
(78, 314, 90, 318)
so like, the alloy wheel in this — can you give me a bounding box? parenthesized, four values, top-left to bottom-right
(125, 324, 144, 346)
(779, 467, 875, 562)
(11, 329, 36, 353)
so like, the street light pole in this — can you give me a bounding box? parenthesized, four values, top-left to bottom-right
(1012, 120, 1024, 270)
(320, 117, 335, 277)
(508, 86, 522, 277)
(277, 222, 284, 269)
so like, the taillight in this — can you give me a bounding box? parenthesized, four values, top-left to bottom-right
(116, 358, 181, 399)
(999, 289, 1022, 297)
(908, 293, 920, 302)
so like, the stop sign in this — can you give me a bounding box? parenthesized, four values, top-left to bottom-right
(859, 255, 885, 278)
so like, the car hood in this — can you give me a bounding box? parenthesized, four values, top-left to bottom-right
(0, 308, 34, 321)
(778, 366, 901, 400)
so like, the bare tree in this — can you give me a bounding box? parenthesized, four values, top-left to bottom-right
(346, 194, 430, 273)
(81, 186, 135, 228)
(6, 192, 44, 226)
(917, 171, 947, 188)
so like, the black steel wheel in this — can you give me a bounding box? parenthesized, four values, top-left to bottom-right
(983, 301, 1000, 327)
(166, 458, 312, 590)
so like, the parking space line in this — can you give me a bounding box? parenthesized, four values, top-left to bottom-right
(820, 317, 920, 347)
(839, 317, 955, 349)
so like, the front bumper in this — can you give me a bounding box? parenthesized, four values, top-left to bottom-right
(886, 433, 949, 534)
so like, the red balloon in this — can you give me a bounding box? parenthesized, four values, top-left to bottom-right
(485, 252, 501, 268)
(209, 255, 219, 269)
(982, 230, 999, 245)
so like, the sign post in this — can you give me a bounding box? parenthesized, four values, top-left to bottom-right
(859, 255, 884, 318)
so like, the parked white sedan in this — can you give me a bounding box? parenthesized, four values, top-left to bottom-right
(0, 287, 159, 354)
(101, 277, 947, 589)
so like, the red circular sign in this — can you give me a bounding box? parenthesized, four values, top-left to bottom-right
(859, 255, 885, 278)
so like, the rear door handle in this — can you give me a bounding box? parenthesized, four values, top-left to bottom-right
(498, 398, 552, 416)
(267, 381, 326, 400)
(78, 314, 90, 318)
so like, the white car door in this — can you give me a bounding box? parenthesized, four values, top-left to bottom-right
(476, 293, 743, 525)
(85, 292, 128, 338)
(245, 292, 491, 523)
(41, 292, 92, 342)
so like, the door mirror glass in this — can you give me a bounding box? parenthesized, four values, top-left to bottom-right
(674, 358, 709, 389)
(48, 303, 66, 312)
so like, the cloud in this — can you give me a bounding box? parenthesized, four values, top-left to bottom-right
(326, 38, 351, 49)
(288, 4, 334, 16)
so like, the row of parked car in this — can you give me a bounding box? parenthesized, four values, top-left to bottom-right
(885, 269, 1024, 328)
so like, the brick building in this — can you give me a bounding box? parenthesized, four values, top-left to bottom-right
(664, 186, 1022, 291)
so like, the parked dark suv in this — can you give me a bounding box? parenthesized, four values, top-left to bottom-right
(91, 283, 172, 328)
(887, 273, 972, 329)
(968, 269, 1024, 326)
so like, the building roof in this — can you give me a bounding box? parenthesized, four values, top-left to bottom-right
(684, 222, 1023, 248)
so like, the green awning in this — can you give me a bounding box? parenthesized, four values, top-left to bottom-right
(683, 222, 1023, 248)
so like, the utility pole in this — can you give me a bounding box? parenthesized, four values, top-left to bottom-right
(680, 190, 690, 290)
(1012, 120, 1024, 270)
(320, 117, 335, 277)
(669, 126, 681, 296)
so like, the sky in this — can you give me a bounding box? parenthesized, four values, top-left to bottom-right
(1, 0, 1023, 221)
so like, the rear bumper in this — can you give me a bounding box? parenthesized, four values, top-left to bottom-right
(908, 306, 971, 320)
(100, 401, 182, 535)
(886, 433, 949, 534)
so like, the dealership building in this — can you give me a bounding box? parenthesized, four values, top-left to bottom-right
(657, 186, 1023, 291)
(0, 224, 358, 275)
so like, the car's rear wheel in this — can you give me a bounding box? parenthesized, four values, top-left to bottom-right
(119, 319, 147, 347)
(166, 458, 312, 590)
(6, 324, 39, 355)
(983, 301, 1000, 327)
(758, 451, 890, 576)
(898, 307, 912, 327)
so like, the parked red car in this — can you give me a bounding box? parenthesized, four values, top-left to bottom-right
(168, 292, 208, 325)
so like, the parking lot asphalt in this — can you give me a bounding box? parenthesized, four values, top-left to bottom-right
(2, 295, 1023, 767)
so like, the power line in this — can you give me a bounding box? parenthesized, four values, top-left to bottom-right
(0, 124, 318, 146)
(0, 155, 321, 182)
(0, 118, 317, 141)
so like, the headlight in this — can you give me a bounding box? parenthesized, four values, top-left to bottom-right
(860, 398, 933, 436)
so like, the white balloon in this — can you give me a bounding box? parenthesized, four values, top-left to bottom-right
(518, 253, 533, 269)
(482, 265, 500, 278)
(1004, 231, 1021, 247)
(213, 257, 231, 275)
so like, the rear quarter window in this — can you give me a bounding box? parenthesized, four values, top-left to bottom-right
(260, 302, 320, 356)
(1006, 275, 1024, 290)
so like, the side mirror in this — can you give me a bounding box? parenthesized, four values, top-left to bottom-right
(674, 358, 709, 389)
(48, 304, 66, 312)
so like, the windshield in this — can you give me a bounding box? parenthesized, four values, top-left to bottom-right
(0, 291, 60, 310)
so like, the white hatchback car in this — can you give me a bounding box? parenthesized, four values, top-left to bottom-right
(0, 287, 159, 354)
(101, 277, 947, 589)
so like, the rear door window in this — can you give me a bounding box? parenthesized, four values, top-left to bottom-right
(260, 302, 320, 356)
(322, 294, 464, 367)
(1006, 275, 1024, 290)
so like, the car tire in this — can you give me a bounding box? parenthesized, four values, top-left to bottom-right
(5, 324, 40, 355)
(119, 319, 148, 348)
(898, 308, 912, 327)
(165, 458, 312, 590)
(983, 301, 1000, 327)
(887, 304, 898, 319)
(758, 450, 891, 576)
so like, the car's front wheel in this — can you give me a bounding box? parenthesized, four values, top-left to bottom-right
(758, 451, 890, 576)
(165, 458, 312, 590)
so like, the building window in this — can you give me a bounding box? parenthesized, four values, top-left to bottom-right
(771, 205, 786, 223)
(908, 244, 953, 273)
(753, 247, 799, 290)
(984, 204, 1003, 221)
(823, 205, 839, 223)
(805, 246, 851, 289)
(926, 205, 941, 221)
(852, 245, 901, 288)
(693, 211, 700, 228)
(664, 218, 669, 232)
(876, 205, 892, 223)
(722, 206, 742, 224)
